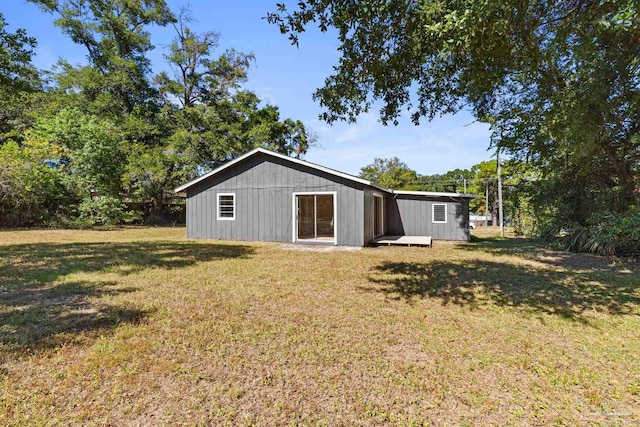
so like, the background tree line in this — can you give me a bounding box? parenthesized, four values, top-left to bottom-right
(0, 1, 314, 227)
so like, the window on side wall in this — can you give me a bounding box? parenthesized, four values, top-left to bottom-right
(217, 193, 235, 220)
(432, 203, 447, 223)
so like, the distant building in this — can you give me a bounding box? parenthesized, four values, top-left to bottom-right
(470, 214, 492, 226)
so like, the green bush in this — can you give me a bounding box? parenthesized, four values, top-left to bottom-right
(0, 140, 74, 227)
(560, 207, 640, 256)
(75, 196, 138, 227)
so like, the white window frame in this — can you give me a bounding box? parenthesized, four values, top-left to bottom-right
(373, 193, 385, 238)
(292, 191, 338, 245)
(432, 203, 447, 224)
(217, 193, 236, 220)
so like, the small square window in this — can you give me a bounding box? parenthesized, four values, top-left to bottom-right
(432, 204, 447, 223)
(217, 193, 235, 220)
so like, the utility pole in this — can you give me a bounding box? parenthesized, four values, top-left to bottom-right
(485, 179, 489, 226)
(463, 178, 467, 193)
(497, 149, 504, 236)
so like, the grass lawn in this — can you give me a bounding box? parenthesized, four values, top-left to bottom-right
(1, 227, 639, 426)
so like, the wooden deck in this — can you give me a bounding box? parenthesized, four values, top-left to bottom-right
(371, 235, 433, 247)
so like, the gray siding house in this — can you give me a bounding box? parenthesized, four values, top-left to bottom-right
(175, 148, 475, 246)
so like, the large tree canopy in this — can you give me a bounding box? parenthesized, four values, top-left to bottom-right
(0, 2, 316, 227)
(0, 13, 39, 142)
(268, 1, 640, 224)
(0, 13, 38, 93)
(29, 0, 176, 114)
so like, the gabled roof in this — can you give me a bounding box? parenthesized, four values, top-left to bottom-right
(174, 147, 477, 199)
(174, 148, 388, 193)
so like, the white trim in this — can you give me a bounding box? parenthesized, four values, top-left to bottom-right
(432, 203, 447, 224)
(175, 148, 389, 193)
(291, 194, 296, 243)
(292, 191, 338, 245)
(217, 193, 236, 220)
(373, 193, 384, 238)
(394, 190, 477, 199)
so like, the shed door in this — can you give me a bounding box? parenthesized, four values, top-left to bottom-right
(373, 194, 384, 237)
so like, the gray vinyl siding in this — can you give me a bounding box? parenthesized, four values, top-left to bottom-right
(386, 195, 470, 241)
(363, 188, 374, 245)
(186, 152, 365, 246)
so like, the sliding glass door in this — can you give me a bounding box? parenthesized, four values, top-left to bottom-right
(295, 193, 335, 243)
(297, 195, 316, 239)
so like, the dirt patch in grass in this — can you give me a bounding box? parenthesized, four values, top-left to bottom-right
(1, 227, 638, 426)
(279, 243, 362, 252)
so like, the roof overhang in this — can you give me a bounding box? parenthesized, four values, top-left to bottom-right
(392, 190, 477, 199)
(174, 147, 391, 193)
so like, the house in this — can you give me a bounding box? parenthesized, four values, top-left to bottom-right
(470, 214, 492, 226)
(174, 148, 476, 246)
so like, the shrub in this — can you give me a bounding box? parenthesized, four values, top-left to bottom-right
(0, 140, 74, 227)
(75, 196, 138, 227)
(559, 207, 640, 257)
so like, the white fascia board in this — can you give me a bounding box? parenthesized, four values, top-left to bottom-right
(174, 147, 392, 194)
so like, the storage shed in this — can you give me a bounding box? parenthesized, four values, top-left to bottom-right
(175, 148, 476, 246)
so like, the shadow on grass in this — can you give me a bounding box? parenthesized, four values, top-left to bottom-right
(462, 234, 638, 273)
(465, 234, 543, 254)
(366, 244, 639, 322)
(0, 281, 148, 353)
(0, 241, 254, 353)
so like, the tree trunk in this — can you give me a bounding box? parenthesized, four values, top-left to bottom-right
(601, 138, 637, 211)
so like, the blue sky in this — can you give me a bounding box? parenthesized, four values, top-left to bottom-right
(2, 0, 494, 175)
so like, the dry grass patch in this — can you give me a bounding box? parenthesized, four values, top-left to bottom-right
(1, 227, 639, 426)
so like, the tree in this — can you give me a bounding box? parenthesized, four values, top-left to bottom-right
(23, 108, 137, 226)
(121, 16, 317, 221)
(359, 157, 417, 189)
(155, 9, 254, 109)
(0, 2, 319, 227)
(416, 168, 474, 193)
(0, 13, 38, 94)
(0, 136, 71, 227)
(0, 13, 39, 142)
(29, 0, 175, 115)
(268, 1, 640, 229)
(470, 160, 500, 224)
(32, 108, 126, 198)
(156, 18, 315, 172)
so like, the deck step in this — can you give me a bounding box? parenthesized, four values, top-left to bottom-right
(371, 235, 432, 247)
